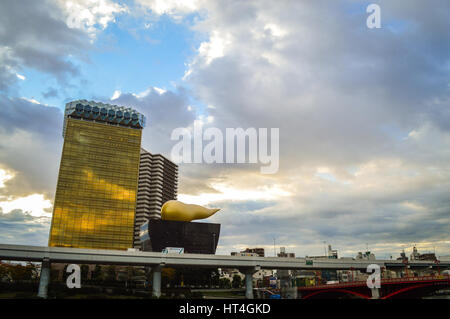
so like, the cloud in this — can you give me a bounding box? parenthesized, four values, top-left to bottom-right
(0, 96, 62, 136)
(144, 0, 450, 256)
(0, 194, 53, 218)
(0, 96, 63, 198)
(0, 1, 448, 258)
(111, 89, 121, 100)
(0, 208, 50, 246)
(136, 0, 200, 18)
(0, 0, 126, 92)
(42, 87, 59, 99)
(54, 0, 128, 37)
(105, 86, 196, 156)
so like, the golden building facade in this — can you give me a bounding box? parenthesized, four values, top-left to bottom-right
(49, 101, 144, 250)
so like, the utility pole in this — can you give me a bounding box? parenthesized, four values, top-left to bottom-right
(273, 238, 276, 257)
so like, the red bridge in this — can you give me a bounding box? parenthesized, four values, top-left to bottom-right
(298, 274, 450, 299)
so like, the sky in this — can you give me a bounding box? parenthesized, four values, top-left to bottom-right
(0, 0, 449, 259)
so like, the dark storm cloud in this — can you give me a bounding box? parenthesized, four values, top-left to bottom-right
(42, 87, 59, 99)
(0, 96, 63, 136)
(0, 96, 63, 198)
(107, 87, 196, 156)
(210, 194, 450, 257)
(144, 0, 450, 257)
(188, 0, 450, 171)
(0, 208, 50, 246)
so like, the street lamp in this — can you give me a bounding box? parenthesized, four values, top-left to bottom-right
(273, 238, 276, 257)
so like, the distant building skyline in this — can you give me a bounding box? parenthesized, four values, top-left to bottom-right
(231, 248, 265, 257)
(278, 247, 295, 258)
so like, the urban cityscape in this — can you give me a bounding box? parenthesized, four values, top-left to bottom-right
(0, 0, 449, 308)
(0, 99, 448, 300)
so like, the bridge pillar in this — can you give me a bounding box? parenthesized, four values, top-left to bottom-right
(279, 269, 296, 299)
(370, 287, 380, 299)
(242, 266, 260, 299)
(37, 258, 50, 299)
(152, 265, 164, 298)
(245, 271, 254, 299)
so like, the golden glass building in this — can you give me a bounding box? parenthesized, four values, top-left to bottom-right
(49, 100, 145, 250)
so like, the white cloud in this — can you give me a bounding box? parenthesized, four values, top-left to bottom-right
(111, 89, 121, 100)
(0, 168, 15, 188)
(15, 73, 25, 81)
(132, 86, 167, 98)
(136, 0, 199, 16)
(197, 31, 232, 65)
(55, 0, 128, 38)
(179, 182, 292, 206)
(20, 97, 42, 105)
(0, 194, 52, 218)
(263, 23, 288, 38)
(153, 86, 166, 95)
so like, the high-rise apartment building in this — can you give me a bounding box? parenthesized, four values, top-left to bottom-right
(49, 100, 145, 250)
(133, 148, 178, 249)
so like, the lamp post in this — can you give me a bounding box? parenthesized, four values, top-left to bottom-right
(273, 238, 276, 257)
(435, 259, 441, 276)
(402, 259, 409, 278)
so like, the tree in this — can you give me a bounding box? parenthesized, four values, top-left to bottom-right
(232, 275, 242, 288)
(105, 265, 116, 283)
(211, 270, 220, 287)
(92, 265, 102, 281)
(81, 265, 90, 281)
(219, 278, 231, 289)
(0, 263, 10, 282)
(8, 263, 36, 282)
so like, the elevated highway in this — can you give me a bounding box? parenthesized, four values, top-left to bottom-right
(1, 244, 446, 270)
(0, 244, 448, 299)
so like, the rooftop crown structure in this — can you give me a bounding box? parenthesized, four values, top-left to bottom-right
(62, 100, 145, 137)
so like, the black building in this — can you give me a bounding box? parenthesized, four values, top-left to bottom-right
(139, 219, 220, 254)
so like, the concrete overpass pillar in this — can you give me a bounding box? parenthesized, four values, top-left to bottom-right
(245, 271, 254, 299)
(37, 258, 50, 299)
(370, 287, 380, 299)
(242, 266, 260, 299)
(279, 269, 297, 299)
(152, 265, 164, 298)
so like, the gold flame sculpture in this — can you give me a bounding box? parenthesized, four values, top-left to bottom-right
(161, 200, 220, 222)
